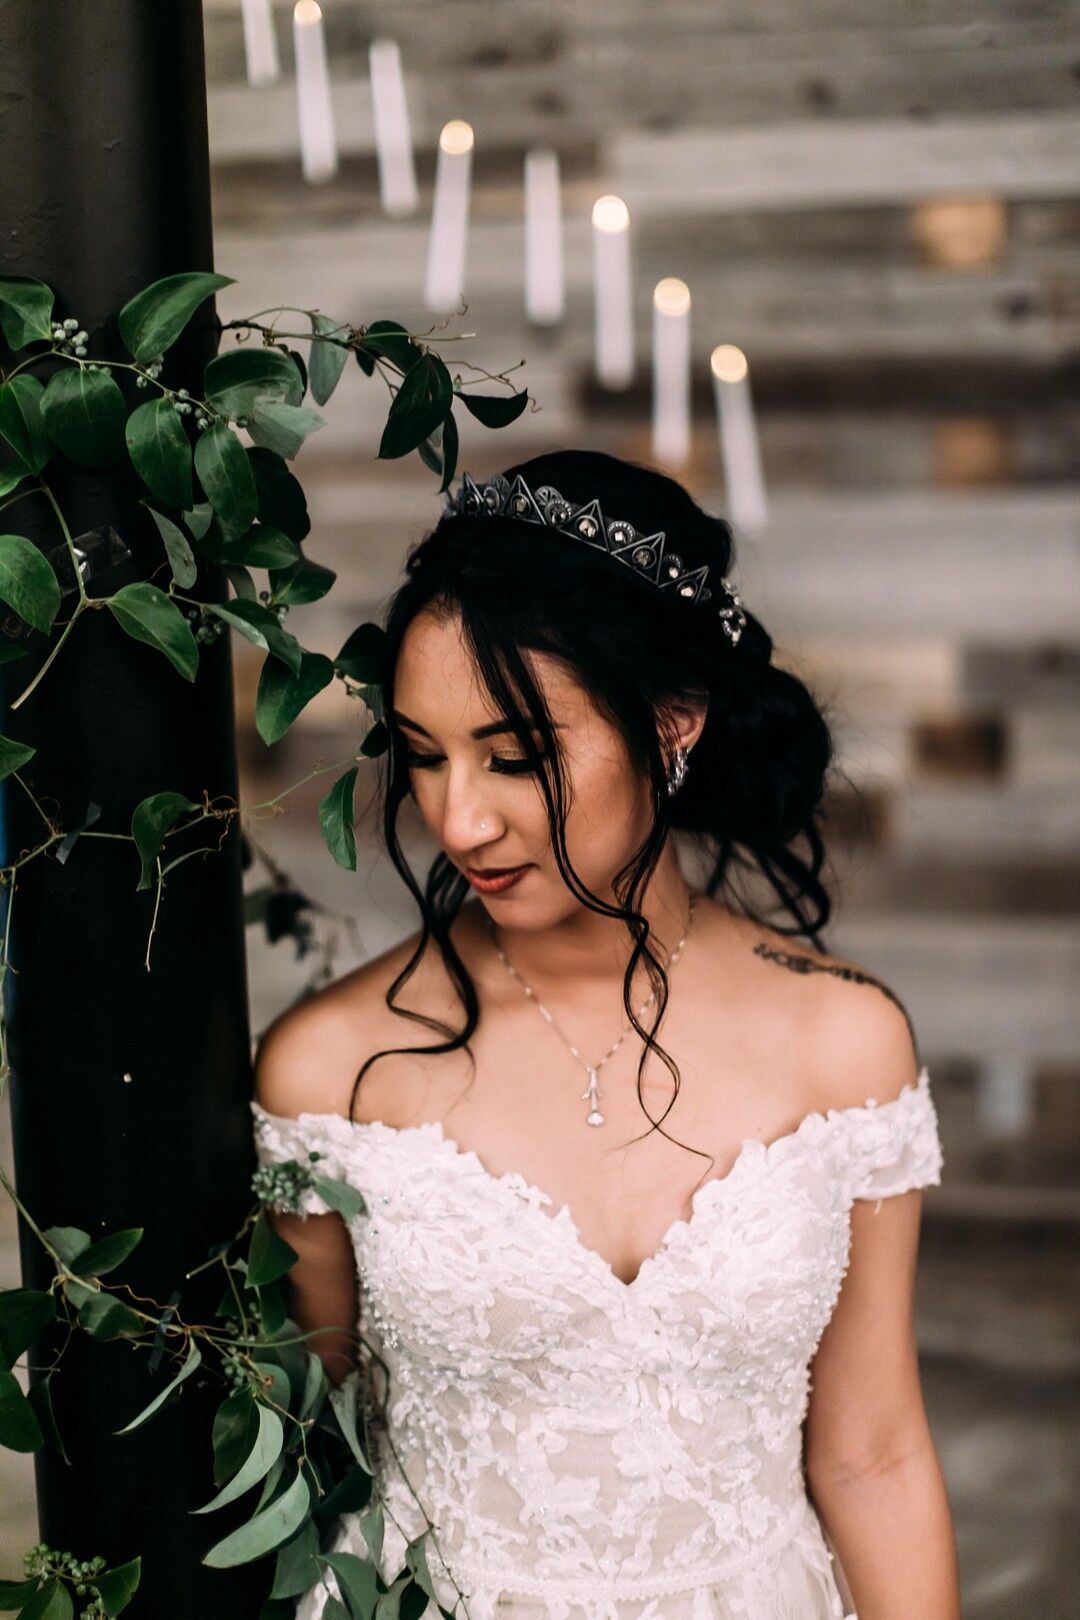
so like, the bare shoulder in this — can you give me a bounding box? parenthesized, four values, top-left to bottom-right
(252, 924, 432, 1119)
(737, 913, 922, 1113)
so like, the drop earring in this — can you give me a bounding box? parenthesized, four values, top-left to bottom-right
(666, 743, 689, 797)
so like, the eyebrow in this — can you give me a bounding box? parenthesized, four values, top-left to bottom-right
(390, 708, 562, 741)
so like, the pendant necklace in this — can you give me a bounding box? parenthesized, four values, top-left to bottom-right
(484, 893, 697, 1127)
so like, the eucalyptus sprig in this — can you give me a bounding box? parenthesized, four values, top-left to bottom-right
(0, 267, 529, 1616)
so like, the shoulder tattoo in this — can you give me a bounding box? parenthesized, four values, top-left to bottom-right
(751, 941, 920, 1064)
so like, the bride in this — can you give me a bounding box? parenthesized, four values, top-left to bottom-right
(251, 449, 962, 1619)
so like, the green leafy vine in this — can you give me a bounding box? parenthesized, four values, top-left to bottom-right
(0, 268, 532, 1618)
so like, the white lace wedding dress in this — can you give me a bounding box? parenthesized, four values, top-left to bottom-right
(250, 1066, 944, 1620)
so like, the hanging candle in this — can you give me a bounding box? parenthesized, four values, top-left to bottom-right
(424, 120, 474, 312)
(241, 0, 280, 86)
(652, 277, 692, 467)
(369, 38, 418, 216)
(711, 344, 768, 534)
(293, 0, 337, 184)
(592, 194, 633, 388)
(524, 147, 564, 325)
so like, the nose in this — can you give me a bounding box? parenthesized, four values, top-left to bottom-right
(431, 760, 505, 862)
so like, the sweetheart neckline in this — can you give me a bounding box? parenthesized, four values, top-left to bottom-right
(252, 1065, 931, 1294)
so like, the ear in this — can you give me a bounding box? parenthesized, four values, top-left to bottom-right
(657, 695, 708, 758)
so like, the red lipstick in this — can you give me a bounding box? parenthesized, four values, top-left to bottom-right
(465, 864, 531, 894)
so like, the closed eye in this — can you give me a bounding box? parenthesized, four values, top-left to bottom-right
(405, 750, 551, 777)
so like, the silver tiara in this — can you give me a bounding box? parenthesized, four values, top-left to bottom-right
(444, 471, 747, 647)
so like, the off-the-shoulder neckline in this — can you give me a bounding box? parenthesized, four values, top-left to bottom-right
(251, 1066, 933, 1291)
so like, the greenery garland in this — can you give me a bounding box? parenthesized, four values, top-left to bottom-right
(0, 269, 532, 1619)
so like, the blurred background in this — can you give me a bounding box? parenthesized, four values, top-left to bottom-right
(3, 2, 1079, 1612)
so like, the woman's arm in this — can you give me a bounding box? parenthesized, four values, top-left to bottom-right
(253, 1010, 362, 1390)
(803, 994, 961, 1619)
(805, 1188, 961, 1619)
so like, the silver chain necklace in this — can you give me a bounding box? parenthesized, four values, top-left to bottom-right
(484, 894, 697, 1127)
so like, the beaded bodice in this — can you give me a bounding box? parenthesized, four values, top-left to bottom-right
(250, 1067, 943, 1620)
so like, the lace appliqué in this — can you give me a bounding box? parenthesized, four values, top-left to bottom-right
(250, 1068, 943, 1620)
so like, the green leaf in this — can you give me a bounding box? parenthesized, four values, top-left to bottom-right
(0, 1576, 36, 1609)
(378, 354, 453, 461)
(202, 1465, 311, 1568)
(118, 271, 234, 362)
(254, 1280, 287, 1337)
(267, 555, 335, 607)
(248, 447, 310, 541)
(93, 1558, 141, 1617)
(359, 718, 389, 758)
(114, 1338, 201, 1434)
(142, 502, 198, 590)
(15, 1575, 71, 1620)
(183, 501, 215, 541)
(247, 398, 325, 461)
(41, 366, 127, 469)
(0, 1290, 55, 1371)
(458, 387, 529, 428)
(0, 1366, 44, 1451)
(335, 622, 388, 684)
(254, 651, 334, 746)
(418, 408, 459, 494)
(71, 1227, 143, 1278)
(247, 1211, 299, 1289)
(220, 524, 300, 570)
(0, 375, 50, 474)
(269, 1520, 321, 1600)
(328, 1375, 372, 1474)
(125, 397, 193, 509)
(205, 600, 302, 674)
(318, 767, 357, 871)
(0, 463, 29, 499)
(43, 1227, 92, 1267)
(311, 1176, 366, 1222)
(0, 733, 35, 781)
(195, 424, 258, 532)
(130, 790, 199, 891)
(212, 1386, 258, 1484)
(0, 534, 61, 633)
(77, 1292, 144, 1340)
(358, 320, 422, 376)
(25, 1374, 70, 1465)
(224, 564, 257, 601)
(318, 1552, 378, 1618)
(192, 1403, 284, 1514)
(204, 348, 304, 418)
(308, 313, 350, 406)
(106, 581, 200, 683)
(404, 1534, 440, 1605)
(0, 275, 54, 349)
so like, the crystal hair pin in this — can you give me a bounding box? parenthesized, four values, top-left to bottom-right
(444, 471, 747, 647)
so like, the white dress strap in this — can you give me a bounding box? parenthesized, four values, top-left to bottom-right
(840, 1067, 944, 1209)
(250, 1101, 351, 1218)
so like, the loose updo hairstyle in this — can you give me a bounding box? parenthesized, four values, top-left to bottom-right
(349, 448, 837, 1169)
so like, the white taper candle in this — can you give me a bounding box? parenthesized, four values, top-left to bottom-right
(592, 195, 634, 388)
(711, 345, 768, 534)
(241, 0, 280, 86)
(293, 0, 337, 184)
(652, 278, 692, 466)
(424, 120, 474, 312)
(524, 148, 564, 324)
(369, 38, 418, 216)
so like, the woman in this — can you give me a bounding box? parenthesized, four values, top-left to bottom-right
(251, 450, 961, 1619)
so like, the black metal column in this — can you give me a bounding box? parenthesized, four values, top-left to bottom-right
(0, 3, 263, 1613)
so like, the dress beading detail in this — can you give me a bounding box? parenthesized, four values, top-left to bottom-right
(250, 1067, 944, 1619)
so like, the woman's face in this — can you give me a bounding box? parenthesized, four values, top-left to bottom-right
(389, 609, 658, 924)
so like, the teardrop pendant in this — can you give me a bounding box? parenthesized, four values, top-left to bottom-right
(581, 1068, 604, 1127)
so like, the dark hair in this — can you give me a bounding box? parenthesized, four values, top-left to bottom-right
(348, 448, 836, 1183)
